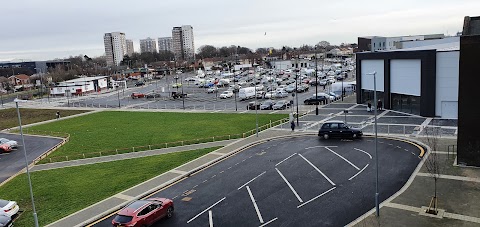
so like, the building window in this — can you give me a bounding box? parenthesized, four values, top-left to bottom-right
(361, 89, 385, 106)
(391, 93, 420, 115)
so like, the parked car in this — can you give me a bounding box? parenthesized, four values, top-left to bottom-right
(318, 121, 363, 139)
(304, 96, 327, 105)
(131, 92, 145, 99)
(172, 83, 183, 88)
(319, 79, 329, 86)
(0, 144, 11, 153)
(297, 84, 309, 93)
(207, 87, 218, 93)
(0, 138, 17, 149)
(272, 100, 289, 110)
(274, 91, 289, 98)
(134, 81, 145, 86)
(260, 100, 275, 110)
(285, 85, 296, 93)
(256, 91, 266, 99)
(219, 90, 233, 99)
(247, 101, 260, 110)
(145, 92, 161, 99)
(0, 215, 12, 227)
(329, 92, 341, 100)
(0, 199, 19, 218)
(112, 198, 174, 227)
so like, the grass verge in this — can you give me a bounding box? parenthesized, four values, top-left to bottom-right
(0, 108, 89, 130)
(0, 146, 221, 226)
(27, 111, 286, 160)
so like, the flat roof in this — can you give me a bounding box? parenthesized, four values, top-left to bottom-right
(63, 76, 108, 83)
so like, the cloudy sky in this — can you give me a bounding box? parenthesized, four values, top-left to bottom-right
(1, 0, 478, 61)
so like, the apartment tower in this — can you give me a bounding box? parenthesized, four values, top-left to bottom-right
(172, 25, 195, 60)
(126, 39, 134, 56)
(158, 37, 172, 52)
(140, 37, 157, 53)
(104, 32, 127, 66)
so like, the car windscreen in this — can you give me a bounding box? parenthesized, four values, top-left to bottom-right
(114, 215, 133, 223)
(0, 199, 10, 207)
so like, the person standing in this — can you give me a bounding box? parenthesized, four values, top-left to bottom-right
(291, 121, 295, 132)
(378, 99, 383, 110)
(367, 102, 372, 112)
(56, 111, 60, 120)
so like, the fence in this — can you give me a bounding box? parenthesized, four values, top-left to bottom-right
(36, 117, 290, 164)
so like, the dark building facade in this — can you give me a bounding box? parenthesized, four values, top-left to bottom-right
(0, 60, 70, 75)
(457, 16, 480, 167)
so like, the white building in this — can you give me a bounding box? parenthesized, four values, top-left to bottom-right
(158, 37, 172, 52)
(140, 37, 157, 53)
(50, 76, 109, 95)
(104, 32, 127, 66)
(356, 38, 459, 119)
(172, 25, 195, 60)
(126, 39, 134, 56)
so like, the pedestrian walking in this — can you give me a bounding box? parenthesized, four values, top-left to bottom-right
(56, 111, 60, 120)
(291, 121, 295, 132)
(377, 99, 383, 110)
(367, 102, 372, 112)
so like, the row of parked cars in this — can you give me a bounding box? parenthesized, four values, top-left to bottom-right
(0, 198, 18, 227)
(246, 99, 292, 110)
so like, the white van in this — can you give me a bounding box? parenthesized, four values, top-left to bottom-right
(239, 87, 256, 100)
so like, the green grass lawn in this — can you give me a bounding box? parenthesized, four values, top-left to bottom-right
(0, 108, 89, 130)
(0, 146, 220, 226)
(28, 111, 286, 159)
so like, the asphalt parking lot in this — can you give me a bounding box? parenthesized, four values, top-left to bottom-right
(94, 136, 423, 227)
(0, 133, 63, 184)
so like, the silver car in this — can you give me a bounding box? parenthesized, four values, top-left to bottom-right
(0, 139, 17, 149)
(0, 215, 12, 227)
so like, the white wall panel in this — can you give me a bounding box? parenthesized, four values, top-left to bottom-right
(436, 51, 459, 119)
(361, 60, 384, 92)
(390, 60, 421, 96)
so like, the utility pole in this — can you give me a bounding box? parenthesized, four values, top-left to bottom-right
(315, 47, 319, 115)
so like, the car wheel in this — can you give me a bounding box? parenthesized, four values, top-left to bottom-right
(323, 134, 329, 140)
(166, 206, 174, 218)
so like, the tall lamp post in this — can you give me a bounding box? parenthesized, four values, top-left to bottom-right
(232, 67, 238, 111)
(14, 99, 39, 227)
(295, 55, 299, 127)
(315, 47, 319, 115)
(367, 71, 379, 217)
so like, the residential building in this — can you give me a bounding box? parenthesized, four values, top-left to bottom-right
(172, 25, 195, 60)
(355, 37, 459, 119)
(158, 37, 172, 52)
(104, 32, 127, 66)
(140, 37, 157, 53)
(126, 39, 134, 56)
(8, 74, 30, 86)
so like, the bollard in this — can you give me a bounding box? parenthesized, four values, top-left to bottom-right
(213, 137, 215, 142)
(270, 120, 272, 128)
(100, 152, 102, 156)
(149, 145, 151, 150)
(49, 158, 52, 163)
(83, 154, 85, 159)
(116, 149, 118, 154)
(165, 143, 168, 148)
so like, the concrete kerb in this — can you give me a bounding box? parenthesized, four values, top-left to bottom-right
(346, 136, 431, 227)
(74, 131, 310, 227)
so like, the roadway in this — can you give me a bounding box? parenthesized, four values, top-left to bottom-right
(93, 136, 423, 227)
(0, 133, 63, 184)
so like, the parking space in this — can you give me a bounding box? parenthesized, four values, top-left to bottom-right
(94, 136, 423, 227)
(0, 133, 63, 184)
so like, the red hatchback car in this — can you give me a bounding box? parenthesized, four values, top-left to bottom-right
(112, 198, 174, 227)
(0, 144, 12, 153)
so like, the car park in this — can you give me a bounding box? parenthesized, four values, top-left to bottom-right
(256, 91, 265, 99)
(274, 91, 289, 98)
(297, 84, 309, 93)
(260, 100, 275, 110)
(318, 121, 363, 139)
(239, 87, 256, 100)
(145, 92, 161, 99)
(272, 100, 290, 110)
(0, 215, 12, 227)
(246, 101, 260, 110)
(0, 138, 17, 149)
(329, 91, 341, 100)
(131, 93, 145, 99)
(219, 90, 233, 99)
(0, 199, 19, 218)
(171, 83, 182, 88)
(285, 85, 296, 93)
(319, 79, 329, 86)
(112, 198, 174, 227)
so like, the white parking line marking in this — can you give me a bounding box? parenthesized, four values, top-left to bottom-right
(388, 143, 393, 146)
(348, 164, 369, 181)
(259, 217, 278, 227)
(324, 147, 360, 171)
(187, 197, 226, 223)
(297, 187, 336, 208)
(209, 210, 214, 227)
(404, 149, 409, 152)
(298, 154, 336, 186)
(247, 186, 264, 223)
(305, 145, 338, 150)
(353, 148, 373, 159)
(240, 110, 249, 113)
(275, 153, 297, 166)
(269, 110, 280, 114)
(238, 171, 267, 190)
(203, 180, 208, 183)
(396, 146, 401, 149)
(275, 168, 303, 203)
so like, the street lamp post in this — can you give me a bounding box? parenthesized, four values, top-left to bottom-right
(14, 99, 39, 227)
(181, 73, 185, 109)
(315, 48, 319, 115)
(233, 67, 237, 111)
(295, 55, 299, 127)
(117, 86, 121, 108)
(367, 71, 379, 217)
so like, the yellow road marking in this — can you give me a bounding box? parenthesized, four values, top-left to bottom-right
(363, 135, 425, 158)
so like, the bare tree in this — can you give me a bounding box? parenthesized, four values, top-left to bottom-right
(423, 122, 445, 214)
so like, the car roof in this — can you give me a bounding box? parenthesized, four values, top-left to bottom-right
(118, 200, 150, 215)
(323, 120, 345, 124)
